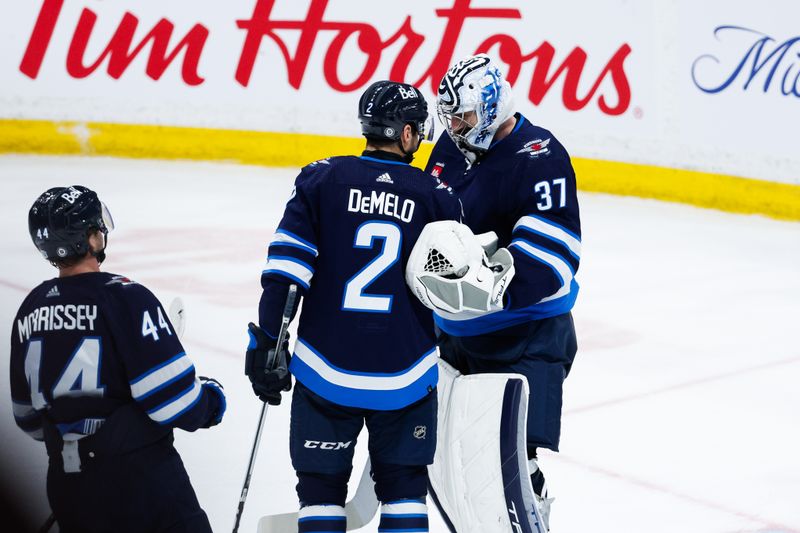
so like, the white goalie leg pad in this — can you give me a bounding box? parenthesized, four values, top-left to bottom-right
(429, 360, 546, 533)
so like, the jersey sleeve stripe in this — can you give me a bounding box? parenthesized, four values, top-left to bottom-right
(293, 339, 437, 390)
(274, 229, 318, 255)
(263, 258, 314, 289)
(509, 239, 574, 300)
(12, 401, 35, 419)
(513, 215, 581, 260)
(146, 379, 203, 424)
(262, 270, 311, 290)
(268, 241, 317, 256)
(25, 428, 44, 440)
(266, 255, 314, 272)
(131, 361, 195, 401)
(129, 353, 192, 390)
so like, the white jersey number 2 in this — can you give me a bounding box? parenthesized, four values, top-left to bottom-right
(342, 221, 402, 313)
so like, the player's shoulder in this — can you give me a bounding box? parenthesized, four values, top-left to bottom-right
(299, 155, 353, 176)
(14, 279, 54, 317)
(511, 116, 569, 164)
(98, 273, 160, 306)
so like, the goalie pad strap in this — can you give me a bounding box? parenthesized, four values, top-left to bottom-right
(500, 379, 540, 533)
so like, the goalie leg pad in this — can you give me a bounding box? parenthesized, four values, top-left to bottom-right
(428, 360, 545, 533)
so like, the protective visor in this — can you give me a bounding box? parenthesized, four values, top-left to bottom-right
(419, 114, 435, 141)
(101, 202, 115, 232)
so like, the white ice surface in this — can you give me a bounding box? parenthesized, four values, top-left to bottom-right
(0, 155, 798, 533)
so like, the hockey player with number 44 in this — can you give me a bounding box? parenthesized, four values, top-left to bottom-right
(10, 186, 226, 533)
(406, 54, 581, 532)
(244, 81, 462, 533)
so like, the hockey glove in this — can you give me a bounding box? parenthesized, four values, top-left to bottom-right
(245, 322, 291, 405)
(199, 376, 226, 428)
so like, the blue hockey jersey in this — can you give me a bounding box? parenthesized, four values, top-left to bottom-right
(259, 151, 462, 410)
(425, 114, 581, 336)
(10, 272, 222, 442)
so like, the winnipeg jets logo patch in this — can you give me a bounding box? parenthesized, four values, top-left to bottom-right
(518, 138, 551, 158)
(430, 162, 445, 178)
(434, 177, 454, 195)
(106, 275, 137, 286)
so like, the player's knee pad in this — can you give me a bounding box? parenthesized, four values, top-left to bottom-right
(370, 461, 428, 502)
(296, 470, 350, 507)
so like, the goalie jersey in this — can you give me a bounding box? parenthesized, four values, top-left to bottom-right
(425, 114, 581, 336)
(259, 152, 462, 410)
(10, 273, 222, 442)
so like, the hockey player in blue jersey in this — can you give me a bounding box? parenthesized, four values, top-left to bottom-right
(244, 81, 463, 533)
(407, 54, 581, 531)
(10, 186, 226, 533)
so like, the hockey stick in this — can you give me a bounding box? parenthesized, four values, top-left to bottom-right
(232, 284, 298, 533)
(37, 296, 189, 533)
(256, 457, 379, 533)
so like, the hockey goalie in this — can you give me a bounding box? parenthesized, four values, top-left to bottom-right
(406, 221, 548, 533)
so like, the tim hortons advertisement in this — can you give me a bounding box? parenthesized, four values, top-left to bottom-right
(1, 0, 646, 136)
(3, 0, 798, 183)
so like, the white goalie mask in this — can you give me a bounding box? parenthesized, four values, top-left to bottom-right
(437, 54, 514, 162)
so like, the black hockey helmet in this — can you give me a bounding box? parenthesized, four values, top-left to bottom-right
(28, 185, 114, 264)
(358, 81, 433, 142)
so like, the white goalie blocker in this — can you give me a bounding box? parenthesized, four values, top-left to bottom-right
(429, 359, 546, 533)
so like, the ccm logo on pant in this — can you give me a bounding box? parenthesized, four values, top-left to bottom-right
(304, 440, 352, 450)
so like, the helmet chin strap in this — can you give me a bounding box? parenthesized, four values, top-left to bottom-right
(397, 137, 416, 164)
(89, 230, 108, 264)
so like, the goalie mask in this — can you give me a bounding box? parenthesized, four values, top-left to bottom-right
(437, 54, 514, 161)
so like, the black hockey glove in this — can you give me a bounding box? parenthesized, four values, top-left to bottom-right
(245, 322, 291, 405)
(198, 376, 226, 428)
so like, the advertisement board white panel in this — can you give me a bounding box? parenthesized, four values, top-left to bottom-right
(0, 0, 798, 184)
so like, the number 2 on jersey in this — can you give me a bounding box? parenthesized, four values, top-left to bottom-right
(342, 221, 402, 313)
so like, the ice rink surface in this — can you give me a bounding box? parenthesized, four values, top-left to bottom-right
(1, 155, 798, 533)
